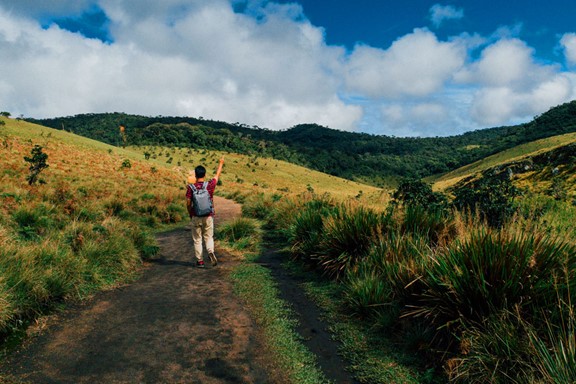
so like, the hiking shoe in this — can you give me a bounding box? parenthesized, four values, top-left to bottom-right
(209, 252, 218, 267)
(196, 260, 205, 268)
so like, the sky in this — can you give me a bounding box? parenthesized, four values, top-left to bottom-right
(1, 1, 576, 137)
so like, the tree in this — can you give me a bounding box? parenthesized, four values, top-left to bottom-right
(0, 111, 10, 117)
(453, 170, 520, 228)
(392, 178, 448, 211)
(24, 145, 49, 185)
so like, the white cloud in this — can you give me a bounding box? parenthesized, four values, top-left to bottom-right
(456, 39, 548, 88)
(0, 1, 362, 131)
(429, 4, 464, 28)
(0, 0, 575, 137)
(344, 28, 466, 98)
(561, 33, 576, 65)
(457, 38, 573, 125)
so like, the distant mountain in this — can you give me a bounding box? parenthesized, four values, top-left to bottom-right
(27, 100, 576, 186)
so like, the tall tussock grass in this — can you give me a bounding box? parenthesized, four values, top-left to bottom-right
(277, 191, 576, 382)
(410, 229, 576, 332)
(217, 217, 262, 252)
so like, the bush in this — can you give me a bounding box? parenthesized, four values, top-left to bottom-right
(12, 205, 63, 240)
(121, 159, 132, 169)
(217, 218, 261, 251)
(448, 312, 536, 383)
(241, 193, 274, 220)
(344, 267, 397, 324)
(408, 230, 576, 334)
(401, 205, 456, 246)
(24, 145, 49, 185)
(453, 170, 520, 228)
(392, 178, 448, 212)
(288, 198, 338, 267)
(530, 311, 576, 384)
(316, 204, 388, 279)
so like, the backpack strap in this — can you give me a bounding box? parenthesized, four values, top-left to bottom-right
(189, 182, 209, 192)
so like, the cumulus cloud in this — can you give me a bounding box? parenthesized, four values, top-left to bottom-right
(459, 39, 573, 125)
(561, 33, 576, 65)
(0, 0, 575, 137)
(429, 4, 464, 28)
(0, 0, 362, 130)
(344, 28, 466, 98)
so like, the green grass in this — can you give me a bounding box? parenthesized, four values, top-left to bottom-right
(429, 132, 576, 190)
(129, 144, 388, 205)
(298, 270, 439, 384)
(0, 118, 181, 352)
(230, 263, 329, 384)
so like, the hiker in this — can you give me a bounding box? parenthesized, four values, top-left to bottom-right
(186, 157, 224, 268)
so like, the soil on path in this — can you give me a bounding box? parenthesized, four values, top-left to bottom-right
(1, 197, 275, 384)
(1, 196, 358, 384)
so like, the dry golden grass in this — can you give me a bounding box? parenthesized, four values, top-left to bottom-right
(131, 145, 389, 206)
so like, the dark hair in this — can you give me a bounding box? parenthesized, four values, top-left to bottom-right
(194, 165, 206, 178)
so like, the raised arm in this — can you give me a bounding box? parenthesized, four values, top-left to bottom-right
(214, 157, 225, 182)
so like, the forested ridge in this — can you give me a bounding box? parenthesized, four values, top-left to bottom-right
(27, 100, 576, 185)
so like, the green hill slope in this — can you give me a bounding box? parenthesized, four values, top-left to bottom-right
(0, 116, 381, 353)
(26, 100, 576, 185)
(430, 132, 576, 191)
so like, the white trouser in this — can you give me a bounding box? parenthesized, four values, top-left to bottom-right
(191, 216, 214, 261)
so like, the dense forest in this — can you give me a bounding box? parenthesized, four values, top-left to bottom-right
(27, 100, 576, 185)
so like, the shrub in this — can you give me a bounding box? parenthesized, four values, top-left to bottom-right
(241, 193, 274, 220)
(453, 170, 520, 228)
(448, 312, 536, 383)
(344, 266, 397, 325)
(408, 230, 576, 335)
(316, 204, 388, 279)
(401, 205, 456, 246)
(392, 178, 448, 212)
(121, 159, 132, 169)
(529, 311, 576, 383)
(12, 205, 62, 240)
(104, 199, 125, 216)
(366, 233, 430, 304)
(288, 198, 337, 267)
(79, 219, 141, 286)
(217, 218, 261, 251)
(126, 227, 159, 260)
(24, 145, 49, 185)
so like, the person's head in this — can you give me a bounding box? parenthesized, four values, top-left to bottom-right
(194, 165, 206, 179)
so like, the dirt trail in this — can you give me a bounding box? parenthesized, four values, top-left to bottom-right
(1, 197, 274, 383)
(1, 196, 357, 384)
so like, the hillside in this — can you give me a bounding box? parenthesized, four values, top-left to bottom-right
(0, 118, 378, 204)
(26, 100, 576, 186)
(430, 132, 576, 191)
(130, 145, 384, 204)
(0, 116, 380, 354)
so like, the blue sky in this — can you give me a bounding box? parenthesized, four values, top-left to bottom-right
(282, 0, 573, 64)
(1, 1, 575, 137)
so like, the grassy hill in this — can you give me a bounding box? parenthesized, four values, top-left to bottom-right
(430, 132, 576, 191)
(0, 116, 384, 353)
(130, 145, 385, 204)
(4, 115, 576, 383)
(27, 100, 576, 186)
